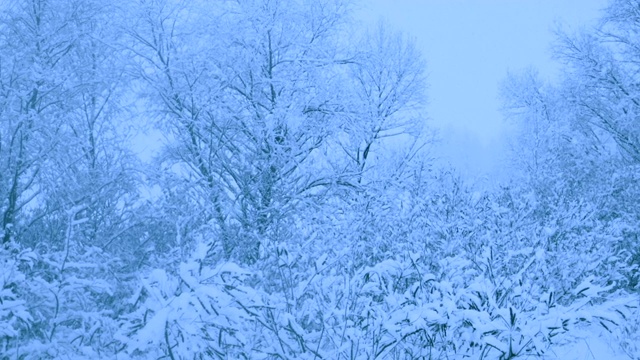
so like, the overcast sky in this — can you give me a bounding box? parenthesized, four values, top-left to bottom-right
(358, 0, 607, 178)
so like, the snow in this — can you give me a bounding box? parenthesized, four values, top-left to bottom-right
(553, 326, 630, 360)
(1, 0, 639, 359)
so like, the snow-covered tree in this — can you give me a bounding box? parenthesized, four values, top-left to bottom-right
(129, 0, 428, 267)
(0, 0, 141, 357)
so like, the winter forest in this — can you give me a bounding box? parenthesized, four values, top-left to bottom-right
(0, 0, 639, 358)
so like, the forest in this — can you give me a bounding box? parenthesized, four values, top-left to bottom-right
(0, 0, 638, 359)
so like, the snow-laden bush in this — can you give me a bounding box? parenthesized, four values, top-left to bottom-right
(611, 295, 640, 360)
(40, 169, 635, 360)
(118, 242, 266, 358)
(9, 244, 125, 359)
(294, 249, 633, 359)
(0, 243, 34, 357)
(3, 207, 130, 358)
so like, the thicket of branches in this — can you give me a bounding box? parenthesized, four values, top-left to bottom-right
(1, 0, 638, 359)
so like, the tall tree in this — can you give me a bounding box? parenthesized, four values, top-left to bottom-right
(129, 0, 427, 265)
(0, 0, 70, 245)
(500, 68, 604, 201)
(339, 23, 427, 185)
(0, 0, 142, 357)
(554, 0, 640, 163)
(0, 0, 138, 249)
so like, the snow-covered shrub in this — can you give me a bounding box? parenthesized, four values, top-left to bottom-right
(295, 248, 632, 359)
(615, 297, 640, 360)
(15, 244, 124, 359)
(118, 242, 266, 358)
(0, 243, 34, 357)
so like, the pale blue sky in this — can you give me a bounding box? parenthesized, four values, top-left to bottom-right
(359, 0, 607, 176)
